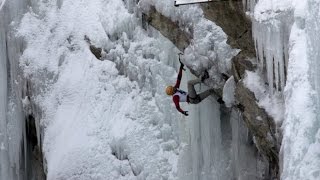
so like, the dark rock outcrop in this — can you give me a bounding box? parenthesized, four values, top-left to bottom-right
(84, 35, 104, 60)
(141, 6, 191, 51)
(26, 114, 46, 180)
(23, 81, 47, 180)
(201, 1, 255, 57)
(235, 82, 279, 177)
(232, 51, 256, 81)
(89, 45, 103, 60)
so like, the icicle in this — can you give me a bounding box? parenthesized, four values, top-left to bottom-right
(242, 0, 258, 13)
(252, 13, 292, 94)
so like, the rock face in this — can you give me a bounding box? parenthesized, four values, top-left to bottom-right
(201, 1, 255, 57)
(141, 6, 191, 51)
(141, 2, 280, 178)
(26, 114, 47, 180)
(235, 82, 279, 176)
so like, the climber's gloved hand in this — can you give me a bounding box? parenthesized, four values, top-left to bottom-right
(178, 53, 186, 71)
(182, 111, 189, 116)
(179, 58, 184, 66)
(179, 59, 185, 70)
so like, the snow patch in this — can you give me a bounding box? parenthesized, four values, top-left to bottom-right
(222, 76, 235, 108)
(254, 0, 293, 21)
(243, 71, 284, 123)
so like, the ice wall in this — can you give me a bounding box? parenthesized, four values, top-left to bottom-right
(243, 0, 290, 95)
(243, 0, 320, 179)
(252, 0, 293, 94)
(0, 0, 34, 179)
(137, 1, 268, 179)
(176, 72, 266, 180)
(0, 6, 10, 178)
(178, 73, 230, 179)
(145, 27, 266, 180)
(303, 0, 320, 177)
(281, 0, 320, 179)
(9, 0, 270, 179)
(308, 0, 320, 116)
(16, 0, 184, 178)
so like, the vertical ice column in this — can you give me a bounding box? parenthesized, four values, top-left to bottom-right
(246, 0, 293, 94)
(252, 16, 292, 94)
(182, 72, 231, 180)
(0, 0, 32, 179)
(179, 71, 267, 180)
(0, 7, 10, 180)
(190, 98, 224, 180)
(307, 0, 320, 121)
(230, 109, 267, 179)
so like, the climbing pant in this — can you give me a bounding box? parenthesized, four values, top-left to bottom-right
(187, 79, 214, 104)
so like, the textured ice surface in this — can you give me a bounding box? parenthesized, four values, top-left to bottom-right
(17, 0, 181, 179)
(0, 9, 9, 178)
(0, 0, 31, 179)
(247, 0, 320, 179)
(281, 0, 320, 180)
(244, 71, 284, 123)
(15, 0, 263, 179)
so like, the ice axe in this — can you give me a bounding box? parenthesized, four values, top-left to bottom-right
(178, 53, 186, 71)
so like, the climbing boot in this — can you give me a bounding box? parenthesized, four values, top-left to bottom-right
(201, 70, 209, 82)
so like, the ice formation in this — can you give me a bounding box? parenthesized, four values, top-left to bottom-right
(244, 0, 320, 179)
(2, 0, 319, 179)
(222, 76, 235, 108)
(0, 0, 33, 179)
(7, 0, 260, 179)
(140, 0, 239, 88)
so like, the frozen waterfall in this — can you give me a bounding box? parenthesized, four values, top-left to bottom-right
(176, 71, 266, 180)
(0, 7, 10, 178)
(0, 0, 46, 179)
(0, 0, 293, 179)
(0, 0, 27, 179)
(281, 0, 320, 179)
(243, 0, 320, 179)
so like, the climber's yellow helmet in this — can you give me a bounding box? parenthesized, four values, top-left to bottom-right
(165, 86, 175, 95)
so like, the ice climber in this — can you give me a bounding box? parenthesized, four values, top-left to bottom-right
(165, 61, 215, 116)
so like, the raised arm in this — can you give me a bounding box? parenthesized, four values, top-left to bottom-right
(174, 64, 184, 88)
